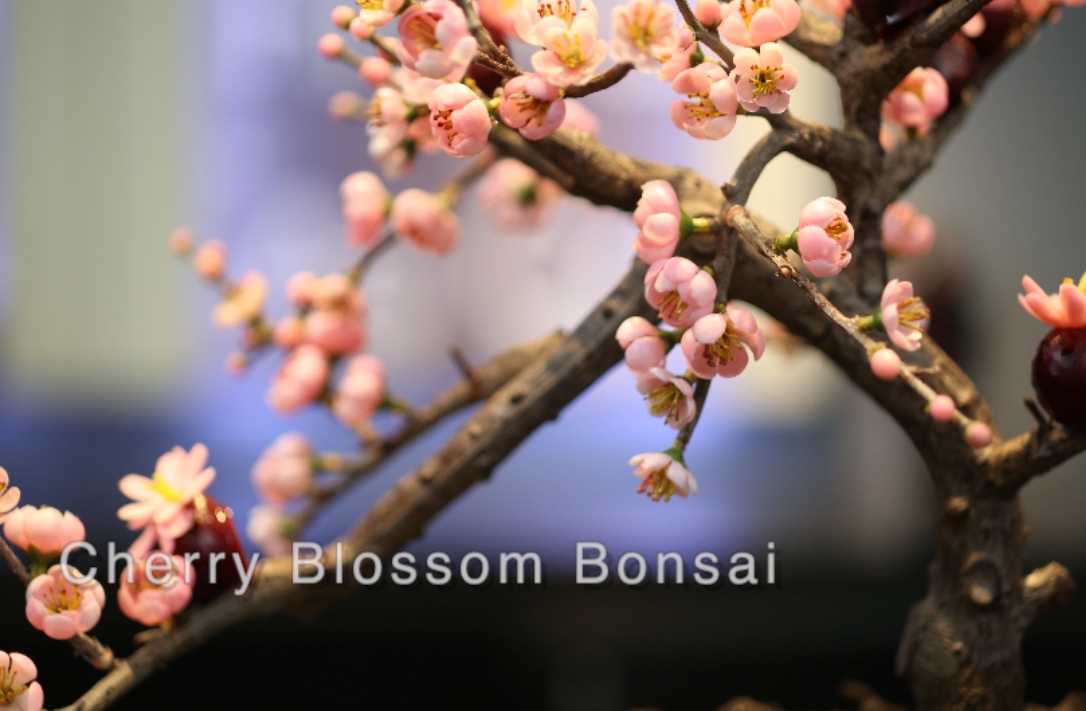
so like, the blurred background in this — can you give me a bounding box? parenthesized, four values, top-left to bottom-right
(1, 1, 1084, 708)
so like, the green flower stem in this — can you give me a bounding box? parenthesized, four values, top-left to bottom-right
(857, 311, 884, 332)
(772, 228, 799, 253)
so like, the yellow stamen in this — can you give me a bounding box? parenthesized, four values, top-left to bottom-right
(636, 466, 677, 502)
(553, 32, 585, 68)
(0, 666, 29, 705)
(737, 0, 770, 27)
(149, 472, 184, 502)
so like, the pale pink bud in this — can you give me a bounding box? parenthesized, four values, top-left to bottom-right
(499, 74, 566, 141)
(617, 316, 668, 372)
(267, 345, 331, 414)
(350, 16, 376, 39)
(681, 305, 765, 379)
(881, 279, 930, 352)
(390, 189, 461, 255)
(0, 467, 21, 524)
(429, 83, 492, 157)
(252, 433, 314, 504)
(671, 63, 738, 141)
(360, 56, 392, 85)
(930, 395, 957, 422)
(332, 5, 357, 28)
(719, 0, 801, 47)
(644, 257, 718, 328)
(341, 171, 390, 247)
(967, 422, 993, 449)
(629, 451, 697, 501)
(796, 197, 854, 277)
(333, 355, 387, 429)
(477, 159, 564, 229)
(616, 316, 658, 348)
(192, 239, 227, 280)
(961, 12, 985, 36)
(25, 565, 106, 640)
(286, 271, 318, 307)
(213, 271, 267, 328)
(397, 0, 478, 81)
(882, 67, 949, 134)
(358, 0, 407, 28)
(695, 0, 723, 26)
(3, 506, 86, 558)
(882, 201, 936, 259)
(169, 226, 194, 255)
(731, 42, 799, 114)
(633, 180, 682, 264)
(328, 91, 365, 121)
(1018, 274, 1086, 329)
(870, 348, 902, 380)
(610, 0, 679, 74)
(247, 505, 294, 557)
(117, 555, 194, 627)
(274, 317, 305, 349)
(0, 651, 43, 711)
(636, 367, 697, 429)
(317, 33, 347, 60)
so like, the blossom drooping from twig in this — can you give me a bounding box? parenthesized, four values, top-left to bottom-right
(118, 444, 216, 555)
(794, 197, 854, 277)
(3, 507, 86, 559)
(718, 0, 801, 47)
(213, 271, 268, 329)
(246, 505, 295, 557)
(25, 565, 106, 641)
(357, 0, 406, 27)
(644, 257, 718, 328)
(429, 84, 492, 158)
(332, 355, 387, 429)
(670, 63, 738, 141)
(633, 180, 684, 264)
(637, 367, 697, 428)
(681, 305, 765, 379)
(629, 450, 697, 501)
(303, 274, 368, 356)
(0, 650, 44, 711)
(252, 434, 314, 505)
(610, 0, 679, 73)
(397, 0, 478, 81)
(730, 42, 799, 114)
(498, 74, 567, 141)
(390, 189, 461, 254)
(616, 316, 668, 372)
(881, 201, 936, 259)
(0, 467, 20, 524)
(117, 555, 194, 627)
(882, 67, 949, 135)
(267, 345, 331, 414)
(340, 171, 390, 247)
(880, 279, 930, 351)
(477, 159, 564, 229)
(1018, 273, 1086, 328)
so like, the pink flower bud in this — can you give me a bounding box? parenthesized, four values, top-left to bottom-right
(796, 197, 854, 277)
(333, 355, 387, 429)
(882, 201, 936, 259)
(882, 67, 948, 135)
(477, 159, 564, 229)
(360, 56, 392, 85)
(26, 565, 106, 640)
(252, 433, 314, 504)
(695, 0, 723, 26)
(274, 317, 305, 350)
(633, 180, 682, 264)
(390, 189, 461, 255)
(350, 16, 376, 39)
(617, 316, 668, 372)
(168, 226, 194, 255)
(192, 239, 227, 280)
(331, 5, 357, 28)
(0, 467, 21, 524)
(966, 422, 993, 449)
(328, 91, 365, 121)
(3, 506, 86, 558)
(0, 651, 43, 711)
(286, 271, 317, 307)
(870, 348, 902, 380)
(246, 505, 294, 557)
(267, 345, 331, 414)
(117, 555, 194, 627)
(930, 395, 957, 422)
(341, 171, 390, 247)
(317, 33, 346, 60)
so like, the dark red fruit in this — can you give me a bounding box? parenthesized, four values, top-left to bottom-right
(928, 34, 979, 108)
(173, 493, 247, 601)
(1031, 328, 1086, 428)
(970, 5, 1015, 58)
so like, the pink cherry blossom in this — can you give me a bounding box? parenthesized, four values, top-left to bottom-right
(3, 507, 85, 558)
(681, 305, 765, 379)
(479, 0, 522, 34)
(882, 201, 936, 259)
(360, 56, 393, 85)
(118, 444, 215, 555)
(695, 0, 723, 27)
(796, 196, 854, 277)
(961, 12, 985, 36)
(629, 451, 697, 501)
(317, 33, 346, 60)
(1018, 273, 1086, 328)
(213, 271, 267, 328)
(930, 395, 957, 422)
(252, 433, 314, 505)
(870, 348, 902, 380)
(633, 180, 683, 264)
(332, 5, 357, 28)
(268, 345, 331, 414)
(499, 74, 567, 141)
(670, 63, 738, 141)
(367, 86, 410, 136)
(644, 257, 718, 327)
(286, 271, 317, 307)
(636, 367, 697, 429)
(881, 279, 930, 352)
(192, 239, 226, 281)
(530, 12, 609, 87)
(515, 0, 598, 44)
(357, 0, 406, 27)
(0, 651, 44, 711)
(333, 355, 387, 429)
(610, 0, 679, 74)
(25, 565, 106, 641)
(397, 0, 478, 81)
(168, 226, 194, 255)
(117, 555, 194, 627)
(341, 171, 390, 247)
(390, 189, 461, 254)
(477, 159, 564, 229)
(656, 26, 697, 82)
(0, 467, 20, 524)
(719, 0, 801, 47)
(328, 91, 365, 121)
(350, 16, 375, 39)
(274, 317, 305, 350)
(616, 316, 668, 372)
(429, 84, 492, 158)
(730, 42, 799, 114)
(246, 505, 294, 557)
(967, 423, 993, 449)
(882, 67, 949, 134)
(303, 274, 367, 356)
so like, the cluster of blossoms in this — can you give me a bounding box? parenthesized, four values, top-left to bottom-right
(247, 434, 315, 557)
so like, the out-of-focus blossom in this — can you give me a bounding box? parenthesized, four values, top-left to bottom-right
(730, 42, 799, 114)
(25, 565, 105, 641)
(966, 423, 993, 449)
(882, 67, 949, 134)
(274, 317, 305, 350)
(881, 201, 936, 259)
(477, 159, 564, 229)
(719, 0, 801, 47)
(0, 467, 20, 524)
(390, 189, 461, 254)
(961, 12, 985, 36)
(333, 355, 387, 429)
(192, 240, 226, 281)
(117, 555, 194, 627)
(360, 56, 393, 85)
(3, 507, 85, 559)
(656, 26, 697, 82)
(681, 306, 765, 378)
(304, 274, 367, 356)
(397, 0, 478, 81)
(118, 444, 215, 555)
(0, 650, 44, 711)
(357, 0, 406, 27)
(636, 367, 697, 428)
(340, 171, 390, 247)
(331, 5, 357, 28)
(317, 33, 346, 60)
(629, 451, 697, 501)
(644, 257, 718, 328)
(246, 505, 295, 558)
(286, 272, 318, 308)
(479, 0, 522, 34)
(930, 395, 957, 422)
(328, 91, 366, 121)
(616, 316, 668, 372)
(670, 63, 738, 140)
(1018, 273, 1086, 328)
(168, 227, 194, 255)
(695, 0, 723, 27)
(870, 348, 902, 380)
(806, 0, 850, 20)
(252, 434, 314, 505)
(880, 279, 930, 351)
(795, 197, 854, 277)
(499, 74, 566, 140)
(429, 83, 493, 157)
(268, 345, 331, 414)
(610, 0, 679, 73)
(633, 179, 684, 264)
(515, 0, 597, 43)
(213, 271, 267, 329)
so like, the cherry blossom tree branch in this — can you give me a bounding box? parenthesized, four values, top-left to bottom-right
(984, 426, 1086, 495)
(784, 13, 845, 72)
(563, 63, 634, 98)
(672, 0, 735, 68)
(455, 0, 522, 78)
(0, 536, 30, 587)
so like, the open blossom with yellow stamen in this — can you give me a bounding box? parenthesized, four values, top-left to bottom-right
(0, 467, 19, 524)
(636, 367, 697, 429)
(515, 0, 596, 43)
(719, 0, 801, 47)
(880, 279, 930, 351)
(396, 0, 477, 81)
(629, 449, 698, 502)
(882, 67, 948, 135)
(1019, 272, 1086, 329)
(644, 256, 718, 328)
(530, 12, 608, 87)
(610, 0, 680, 74)
(0, 651, 43, 711)
(25, 565, 106, 641)
(681, 305, 766, 379)
(730, 42, 798, 114)
(356, 0, 406, 28)
(670, 63, 738, 141)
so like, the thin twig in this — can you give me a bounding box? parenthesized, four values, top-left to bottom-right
(564, 64, 634, 98)
(673, 0, 734, 68)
